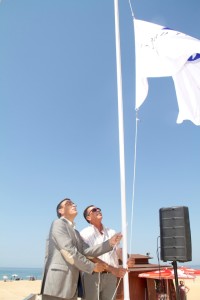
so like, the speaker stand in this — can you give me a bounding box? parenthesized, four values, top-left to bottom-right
(172, 261, 180, 300)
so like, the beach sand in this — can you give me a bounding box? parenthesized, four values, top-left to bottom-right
(0, 277, 199, 300)
(0, 280, 41, 300)
(184, 277, 200, 300)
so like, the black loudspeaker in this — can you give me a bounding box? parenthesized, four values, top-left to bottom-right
(159, 206, 192, 262)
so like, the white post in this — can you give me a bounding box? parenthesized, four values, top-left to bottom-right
(113, 0, 130, 299)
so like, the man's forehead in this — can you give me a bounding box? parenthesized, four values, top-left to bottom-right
(87, 206, 95, 213)
(62, 199, 73, 206)
(57, 198, 71, 209)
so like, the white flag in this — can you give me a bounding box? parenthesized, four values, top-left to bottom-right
(134, 19, 200, 125)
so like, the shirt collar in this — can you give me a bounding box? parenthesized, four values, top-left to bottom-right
(61, 216, 76, 228)
(91, 223, 105, 234)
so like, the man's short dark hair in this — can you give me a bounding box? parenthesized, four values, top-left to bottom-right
(56, 198, 71, 218)
(83, 205, 94, 223)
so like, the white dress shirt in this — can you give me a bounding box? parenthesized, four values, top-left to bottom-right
(80, 224, 119, 267)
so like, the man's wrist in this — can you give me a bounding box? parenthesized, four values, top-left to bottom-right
(109, 239, 114, 248)
(104, 264, 113, 273)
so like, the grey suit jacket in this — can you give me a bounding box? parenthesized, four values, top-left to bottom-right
(41, 217, 112, 299)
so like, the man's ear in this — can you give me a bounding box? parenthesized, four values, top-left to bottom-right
(58, 207, 63, 216)
(86, 215, 91, 223)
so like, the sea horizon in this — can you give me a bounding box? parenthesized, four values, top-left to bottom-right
(1, 264, 200, 281)
(0, 267, 43, 281)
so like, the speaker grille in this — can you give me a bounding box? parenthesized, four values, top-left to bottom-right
(159, 206, 192, 262)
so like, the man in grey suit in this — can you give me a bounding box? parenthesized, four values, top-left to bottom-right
(41, 198, 122, 300)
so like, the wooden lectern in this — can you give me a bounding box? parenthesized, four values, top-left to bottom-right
(116, 254, 176, 300)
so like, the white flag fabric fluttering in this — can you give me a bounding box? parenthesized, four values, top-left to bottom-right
(134, 18, 200, 125)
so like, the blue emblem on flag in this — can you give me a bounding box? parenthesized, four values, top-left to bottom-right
(188, 53, 200, 61)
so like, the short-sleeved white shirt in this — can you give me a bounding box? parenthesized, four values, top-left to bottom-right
(80, 224, 119, 267)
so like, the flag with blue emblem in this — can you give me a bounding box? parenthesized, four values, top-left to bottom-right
(134, 19, 200, 125)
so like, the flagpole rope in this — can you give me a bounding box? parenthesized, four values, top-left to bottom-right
(127, 0, 138, 255)
(111, 277, 122, 300)
(129, 111, 139, 254)
(128, 0, 134, 18)
(97, 273, 100, 300)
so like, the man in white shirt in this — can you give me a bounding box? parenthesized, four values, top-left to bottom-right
(80, 205, 127, 300)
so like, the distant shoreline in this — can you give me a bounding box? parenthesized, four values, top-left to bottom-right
(0, 267, 43, 282)
(0, 267, 43, 270)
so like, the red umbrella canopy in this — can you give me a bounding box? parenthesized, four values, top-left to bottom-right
(178, 266, 200, 275)
(139, 268, 195, 280)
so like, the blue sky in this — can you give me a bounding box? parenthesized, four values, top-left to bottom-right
(0, 0, 199, 268)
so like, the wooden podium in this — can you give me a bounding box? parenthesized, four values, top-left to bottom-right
(116, 254, 176, 300)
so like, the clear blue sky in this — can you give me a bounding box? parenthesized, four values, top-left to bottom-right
(0, 0, 199, 268)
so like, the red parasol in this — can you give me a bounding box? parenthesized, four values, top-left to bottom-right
(178, 266, 200, 276)
(138, 268, 195, 280)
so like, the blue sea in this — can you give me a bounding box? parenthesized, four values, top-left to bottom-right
(0, 265, 199, 281)
(0, 267, 43, 281)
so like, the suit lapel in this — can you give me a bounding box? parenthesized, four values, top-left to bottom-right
(61, 217, 78, 248)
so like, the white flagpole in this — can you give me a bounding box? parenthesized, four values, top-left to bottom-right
(113, 0, 130, 299)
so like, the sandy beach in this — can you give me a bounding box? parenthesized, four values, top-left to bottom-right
(0, 280, 41, 300)
(183, 277, 200, 300)
(0, 277, 199, 300)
